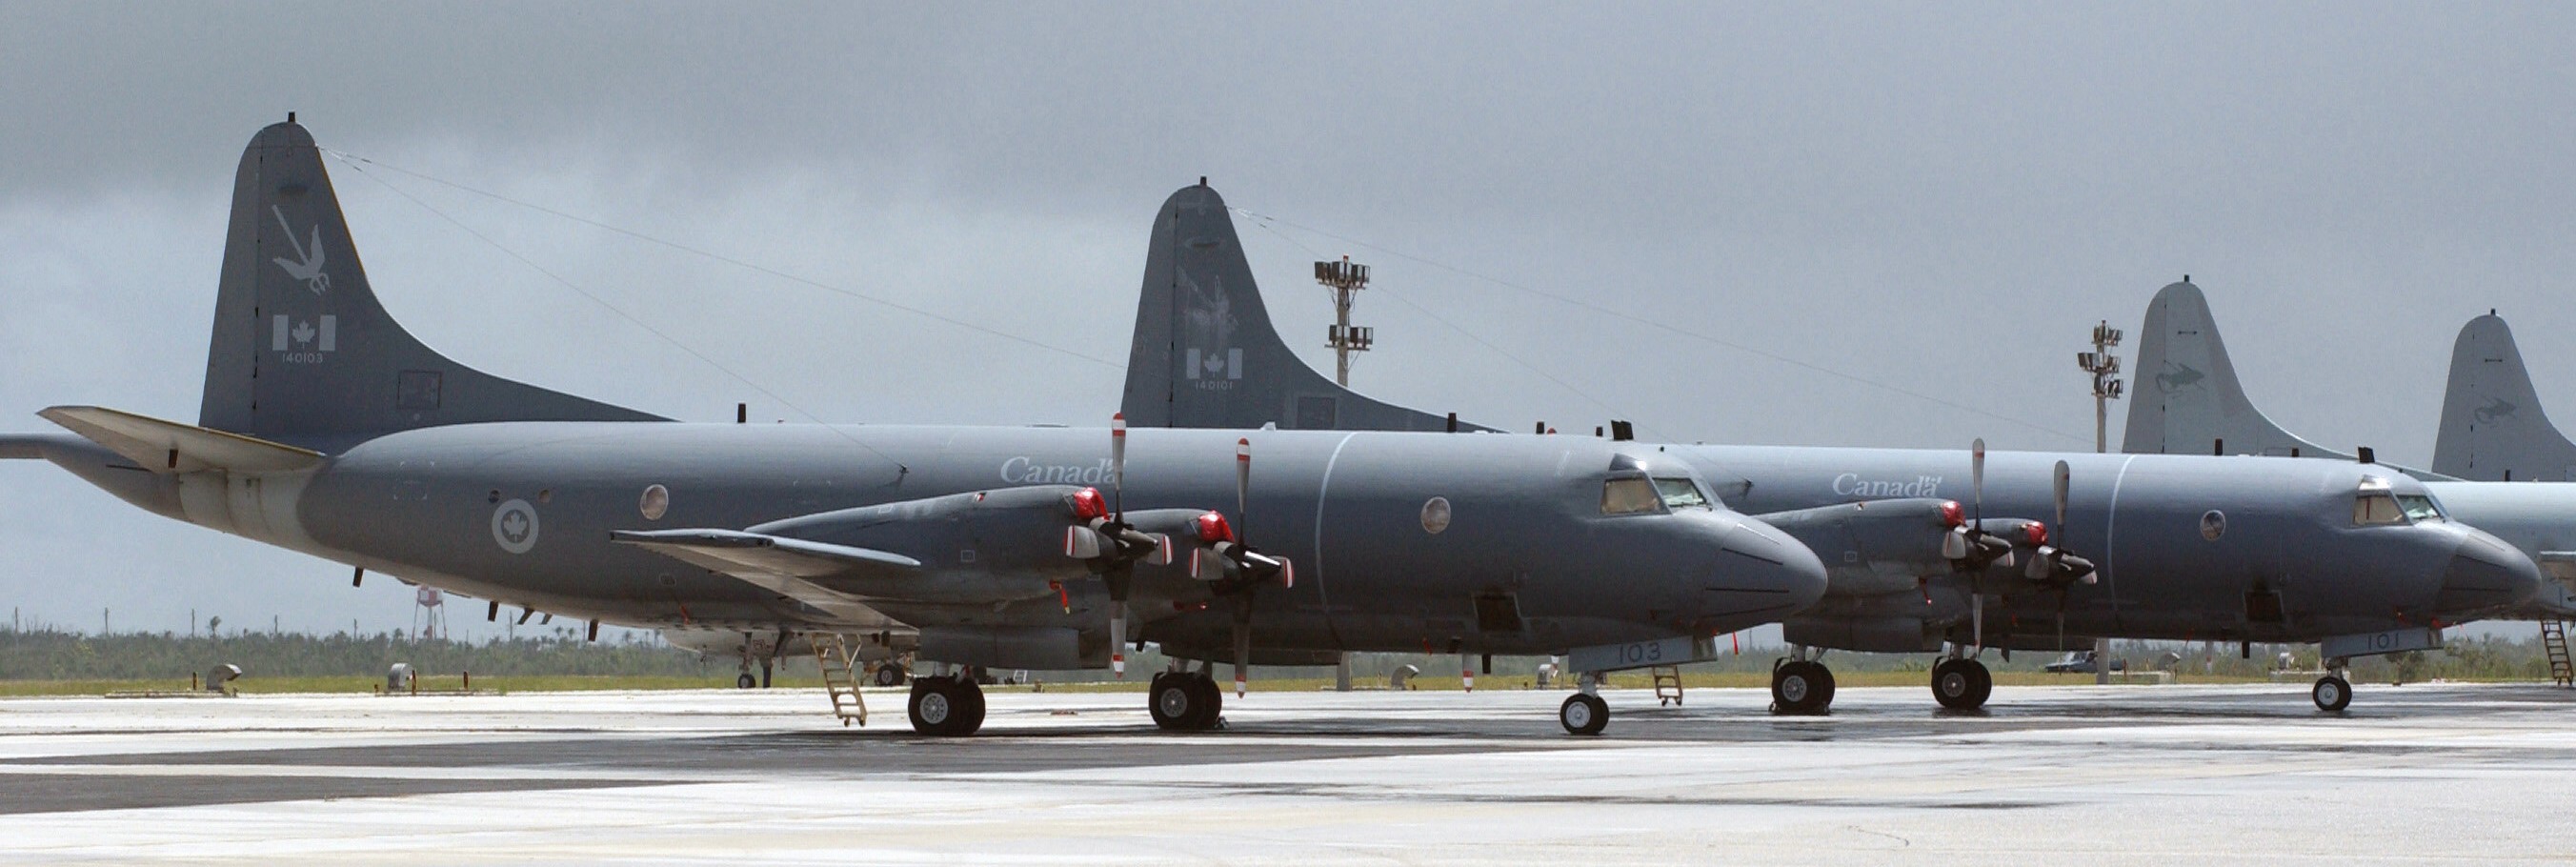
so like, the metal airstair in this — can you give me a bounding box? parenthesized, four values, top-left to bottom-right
(1652, 665, 1684, 706)
(811, 633, 869, 725)
(2544, 620, 2572, 688)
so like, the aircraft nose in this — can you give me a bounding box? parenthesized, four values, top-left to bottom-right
(2434, 529, 2544, 618)
(1722, 516, 1829, 614)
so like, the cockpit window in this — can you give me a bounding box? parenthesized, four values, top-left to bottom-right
(1601, 477, 1664, 515)
(2397, 494, 2445, 522)
(2353, 493, 2405, 526)
(1653, 477, 1712, 511)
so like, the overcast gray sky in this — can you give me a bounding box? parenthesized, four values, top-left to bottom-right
(5, 3, 2573, 639)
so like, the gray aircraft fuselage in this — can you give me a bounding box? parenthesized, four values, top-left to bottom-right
(1682, 445, 2524, 647)
(23, 419, 1826, 665)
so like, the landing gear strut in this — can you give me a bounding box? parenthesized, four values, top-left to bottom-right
(908, 670, 986, 736)
(1770, 647, 1837, 715)
(1560, 673, 1609, 736)
(1931, 655, 1992, 711)
(1149, 670, 1223, 731)
(2313, 656, 2353, 712)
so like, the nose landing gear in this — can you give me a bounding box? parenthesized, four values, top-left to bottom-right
(1559, 672, 1612, 736)
(2313, 656, 2353, 712)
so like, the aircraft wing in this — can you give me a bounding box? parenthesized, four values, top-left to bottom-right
(38, 405, 324, 474)
(611, 529, 920, 625)
(611, 529, 921, 578)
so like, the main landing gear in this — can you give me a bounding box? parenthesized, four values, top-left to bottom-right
(2312, 656, 2353, 712)
(907, 670, 986, 736)
(1931, 655, 1992, 711)
(1770, 648, 1837, 715)
(1149, 670, 1224, 731)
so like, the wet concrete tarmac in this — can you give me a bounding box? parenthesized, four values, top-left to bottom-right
(0, 681, 2568, 863)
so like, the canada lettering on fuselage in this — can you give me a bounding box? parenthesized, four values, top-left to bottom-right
(1828, 474, 1943, 498)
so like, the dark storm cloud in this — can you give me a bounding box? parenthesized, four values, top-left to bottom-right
(3, 3, 2574, 634)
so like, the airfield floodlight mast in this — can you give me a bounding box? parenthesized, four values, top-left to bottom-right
(2079, 318, 2124, 685)
(1316, 255, 1372, 693)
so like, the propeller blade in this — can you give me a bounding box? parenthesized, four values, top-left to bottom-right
(1110, 605, 1128, 678)
(1236, 437, 1252, 545)
(1971, 592, 1984, 654)
(2052, 460, 2070, 541)
(1110, 413, 1128, 516)
(1233, 615, 1252, 698)
(1971, 438, 1986, 527)
(2056, 585, 2074, 653)
(1063, 525, 1103, 559)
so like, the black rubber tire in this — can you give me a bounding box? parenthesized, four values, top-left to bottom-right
(952, 676, 986, 736)
(1560, 694, 1609, 736)
(1149, 673, 1195, 730)
(873, 662, 907, 687)
(1932, 659, 1980, 710)
(2313, 675, 2352, 712)
(1772, 660, 1832, 715)
(736, 673, 757, 689)
(1962, 659, 1993, 709)
(1187, 674, 1224, 730)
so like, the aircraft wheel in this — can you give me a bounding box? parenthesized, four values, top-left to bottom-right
(909, 675, 984, 736)
(1932, 658, 1988, 710)
(736, 673, 757, 689)
(1771, 660, 1834, 715)
(1560, 694, 1609, 736)
(1149, 673, 1195, 730)
(874, 662, 907, 687)
(1963, 658, 1993, 708)
(2312, 675, 2352, 712)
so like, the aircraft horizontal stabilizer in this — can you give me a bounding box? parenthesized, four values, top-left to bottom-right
(37, 405, 324, 474)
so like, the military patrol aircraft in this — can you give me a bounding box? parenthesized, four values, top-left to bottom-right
(0, 120, 1833, 736)
(1118, 187, 2543, 714)
(2125, 279, 2576, 620)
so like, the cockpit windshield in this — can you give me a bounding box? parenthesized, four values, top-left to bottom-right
(2397, 494, 2445, 522)
(1653, 477, 1713, 511)
(1601, 477, 1663, 515)
(2354, 494, 2405, 525)
(2351, 475, 2444, 525)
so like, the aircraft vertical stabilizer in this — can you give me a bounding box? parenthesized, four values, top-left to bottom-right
(199, 120, 663, 449)
(2432, 314, 2576, 480)
(1118, 184, 1483, 432)
(2123, 280, 2345, 459)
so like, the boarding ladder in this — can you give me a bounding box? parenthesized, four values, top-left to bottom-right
(1652, 665, 1685, 706)
(2545, 620, 2573, 688)
(812, 633, 869, 726)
